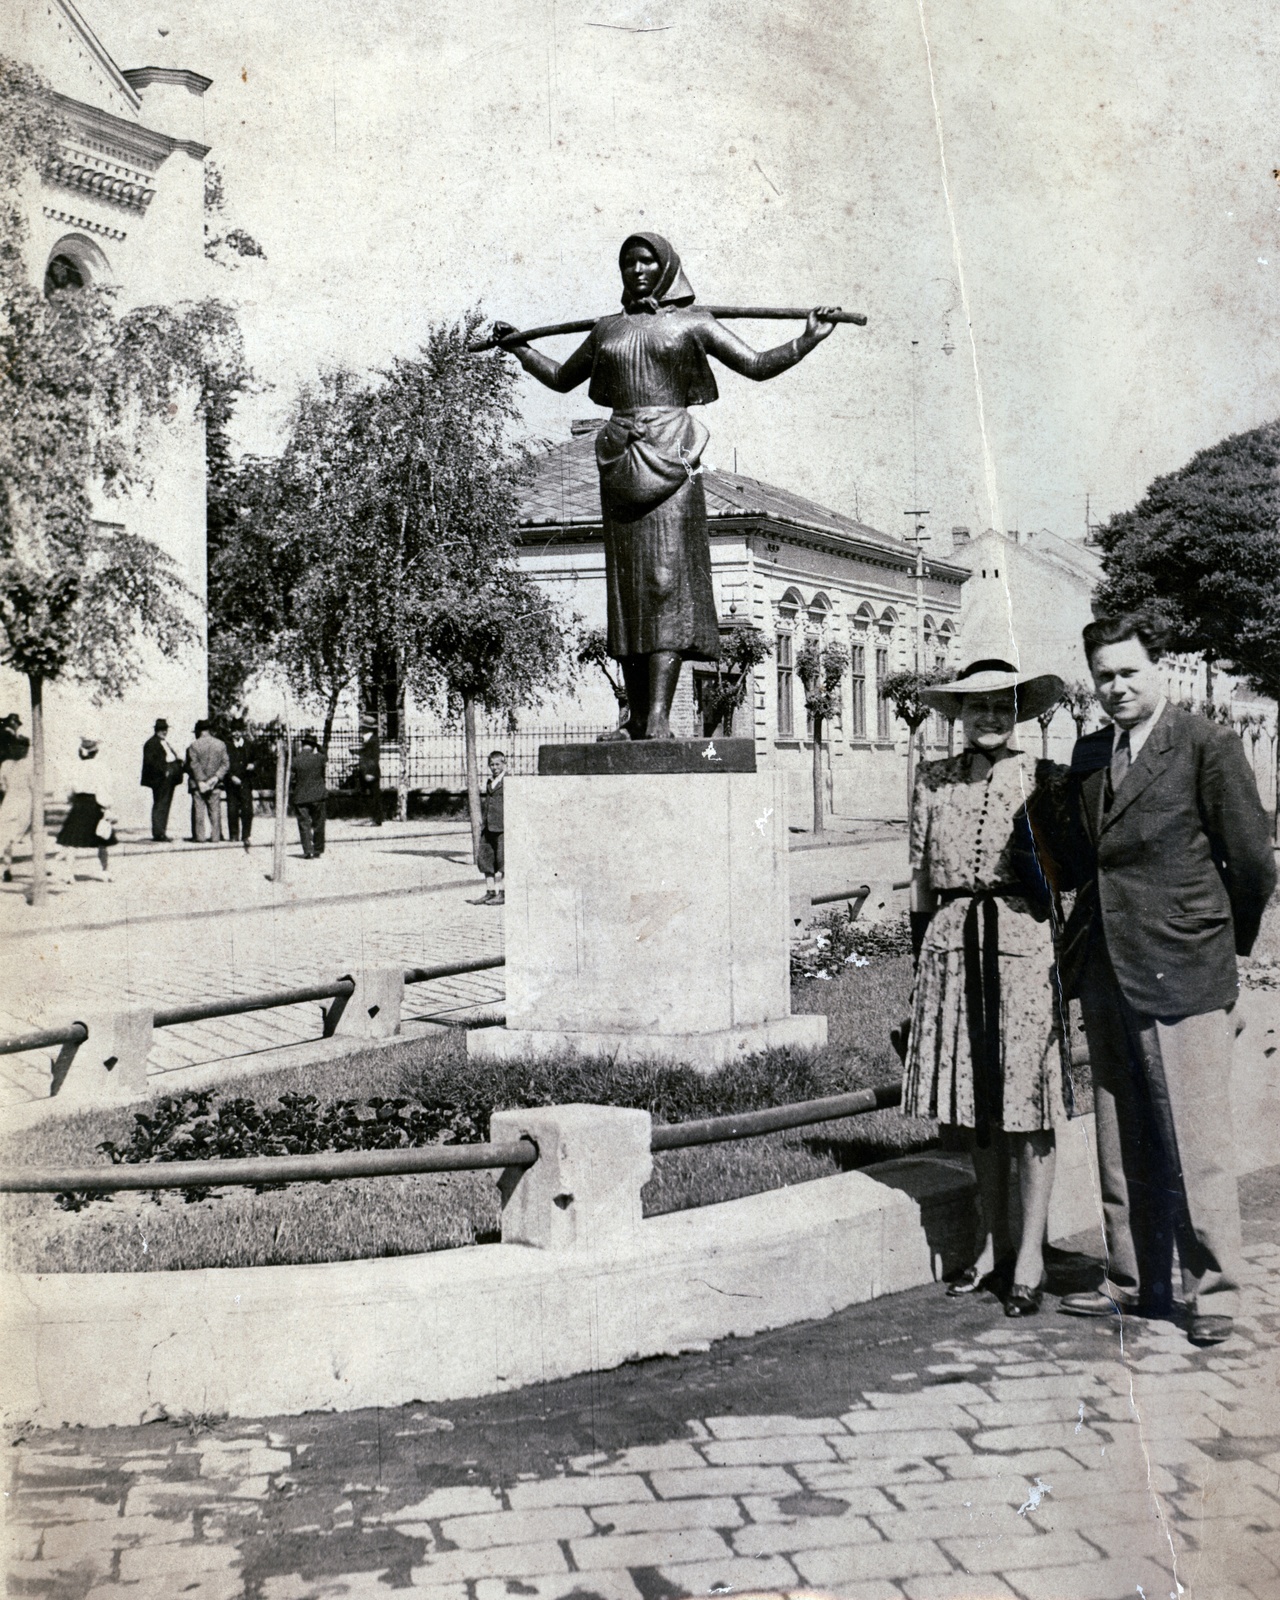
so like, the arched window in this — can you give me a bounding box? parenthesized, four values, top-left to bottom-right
(43, 234, 111, 296)
(807, 591, 832, 631)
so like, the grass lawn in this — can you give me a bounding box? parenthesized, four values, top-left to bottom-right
(1, 953, 935, 1275)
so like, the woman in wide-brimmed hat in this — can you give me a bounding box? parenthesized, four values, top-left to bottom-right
(900, 658, 1068, 1317)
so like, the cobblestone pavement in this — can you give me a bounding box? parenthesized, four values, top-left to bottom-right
(0, 824, 906, 1108)
(5, 1174, 1277, 1600)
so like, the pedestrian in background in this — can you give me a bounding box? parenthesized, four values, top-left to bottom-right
(290, 733, 328, 859)
(0, 714, 32, 884)
(224, 719, 257, 850)
(472, 749, 505, 906)
(1024, 611, 1275, 1346)
(357, 729, 383, 826)
(56, 735, 116, 882)
(900, 660, 1068, 1318)
(186, 720, 229, 843)
(140, 718, 182, 841)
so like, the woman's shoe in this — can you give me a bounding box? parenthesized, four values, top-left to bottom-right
(1004, 1281, 1045, 1318)
(946, 1252, 1015, 1297)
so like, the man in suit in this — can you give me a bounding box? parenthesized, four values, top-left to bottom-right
(223, 720, 257, 851)
(471, 749, 505, 905)
(1038, 611, 1274, 1346)
(185, 720, 229, 843)
(290, 733, 328, 859)
(357, 731, 382, 826)
(140, 718, 182, 841)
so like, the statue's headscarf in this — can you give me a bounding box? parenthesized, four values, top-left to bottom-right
(618, 233, 695, 312)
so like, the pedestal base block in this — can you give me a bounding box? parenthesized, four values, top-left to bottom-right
(469, 1014, 827, 1071)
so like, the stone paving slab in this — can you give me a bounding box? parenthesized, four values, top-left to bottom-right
(5, 1180, 1278, 1600)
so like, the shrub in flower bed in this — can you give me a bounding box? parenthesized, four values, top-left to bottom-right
(791, 907, 913, 982)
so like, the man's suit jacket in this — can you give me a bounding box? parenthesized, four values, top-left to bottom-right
(141, 735, 180, 790)
(481, 776, 504, 834)
(290, 748, 328, 805)
(186, 733, 229, 793)
(226, 736, 256, 786)
(1047, 704, 1274, 1017)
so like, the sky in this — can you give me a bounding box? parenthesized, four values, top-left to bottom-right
(87, 0, 1279, 551)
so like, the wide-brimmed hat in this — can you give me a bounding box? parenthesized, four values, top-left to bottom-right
(919, 658, 1065, 723)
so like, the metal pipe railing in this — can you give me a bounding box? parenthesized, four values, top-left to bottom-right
(0, 1138, 539, 1194)
(0, 1085, 904, 1193)
(403, 955, 505, 985)
(0, 956, 508, 1058)
(153, 981, 354, 1030)
(650, 1084, 902, 1150)
(810, 879, 911, 908)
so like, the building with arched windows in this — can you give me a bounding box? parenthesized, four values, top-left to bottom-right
(517, 422, 967, 820)
(1, 0, 212, 815)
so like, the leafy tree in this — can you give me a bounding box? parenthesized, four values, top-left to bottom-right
(577, 627, 629, 732)
(880, 665, 953, 815)
(699, 625, 771, 738)
(233, 315, 572, 845)
(1060, 680, 1098, 742)
(1094, 420, 1280, 817)
(1035, 689, 1067, 760)
(370, 318, 572, 848)
(796, 637, 849, 834)
(203, 161, 266, 269)
(0, 58, 251, 903)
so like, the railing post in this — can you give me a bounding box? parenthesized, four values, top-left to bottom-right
(323, 968, 404, 1040)
(489, 1104, 652, 1250)
(50, 1008, 152, 1104)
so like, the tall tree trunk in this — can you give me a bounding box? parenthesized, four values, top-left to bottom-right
(1204, 657, 1216, 710)
(28, 674, 47, 908)
(1274, 724, 1279, 844)
(320, 683, 342, 758)
(463, 693, 482, 861)
(905, 718, 921, 823)
(271, 733, 289, 883)
(811, 712, 825, 834)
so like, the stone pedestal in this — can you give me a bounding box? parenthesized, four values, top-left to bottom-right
(468, 769, 826, 1070)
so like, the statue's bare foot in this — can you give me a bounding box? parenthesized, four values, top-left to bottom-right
(644, 717, 676, 740)
(597, 728, 632, 742)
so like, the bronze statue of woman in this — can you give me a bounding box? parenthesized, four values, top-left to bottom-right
(491, 233, 840, 740)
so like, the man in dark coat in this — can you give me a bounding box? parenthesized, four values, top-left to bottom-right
(1029, 611, 1275, 1346)
(290, 733, 328, 859)
(472, 749, 505, 905)
(140, 718, 183, 841)
(357, 731, 382, 826)
(224, 720, 257, 850)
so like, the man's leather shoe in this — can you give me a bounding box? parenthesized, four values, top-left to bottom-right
(1188, 1314, 1233, 1346)
(1059, 1288, 1134, 1318)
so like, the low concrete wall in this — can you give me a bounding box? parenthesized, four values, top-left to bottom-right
(4, 982, 1273, 1432)
(0, 1118, 1102, 1432)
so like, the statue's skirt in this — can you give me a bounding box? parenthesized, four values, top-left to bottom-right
(595, 406, 721, 662)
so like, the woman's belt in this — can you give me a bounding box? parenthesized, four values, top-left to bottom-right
(938, 886, 1025, 1146)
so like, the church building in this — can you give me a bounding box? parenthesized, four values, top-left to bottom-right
(1, 0, 213, 814)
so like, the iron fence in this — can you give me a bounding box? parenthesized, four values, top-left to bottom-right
(312, 725, 610, 795)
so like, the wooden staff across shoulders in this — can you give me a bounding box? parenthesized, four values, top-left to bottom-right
(469, 305, 867, 352)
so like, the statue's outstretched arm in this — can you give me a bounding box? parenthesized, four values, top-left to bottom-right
(494, 326, 594, 394)
(699, 307, 839, 381)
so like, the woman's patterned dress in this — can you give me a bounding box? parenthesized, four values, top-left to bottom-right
(901, 749, 1067, 1134)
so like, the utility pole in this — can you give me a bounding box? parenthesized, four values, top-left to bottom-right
(903, 511, 931, 669)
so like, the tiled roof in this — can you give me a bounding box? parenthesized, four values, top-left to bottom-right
(518, 429, 911, 559)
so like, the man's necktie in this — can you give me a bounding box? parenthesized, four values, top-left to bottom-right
(1110, 728, 1131, 795)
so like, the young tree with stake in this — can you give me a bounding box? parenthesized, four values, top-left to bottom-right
(796, 637, 849, 835)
